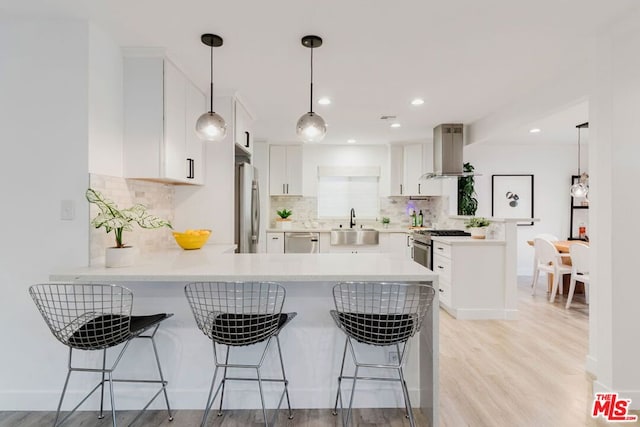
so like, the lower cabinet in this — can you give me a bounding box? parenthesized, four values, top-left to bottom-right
(432, 238, 506, 319)
(379, 232, 412, 258)
(266, 232, 284, 254)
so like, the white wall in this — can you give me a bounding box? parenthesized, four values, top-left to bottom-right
(0, 17, 90, 408)
(590, 7, 640, 406)
(464, 142, 582, 275)
(88, 23, 124, 176)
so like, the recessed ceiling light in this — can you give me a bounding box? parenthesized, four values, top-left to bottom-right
(390, 123, 401, 128)
(411, 98, 425, 106)
(529, 128, 541, 133)
(347, 139, 356, 144)
(318, 97, 331, 105)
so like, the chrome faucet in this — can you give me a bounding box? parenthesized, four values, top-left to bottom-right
(349, 208, 356, 228)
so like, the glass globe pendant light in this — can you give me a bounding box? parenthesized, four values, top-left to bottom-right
(296, 35, 327, 143)
(195, 34, 227, 142)
(570, 122, 589, 198)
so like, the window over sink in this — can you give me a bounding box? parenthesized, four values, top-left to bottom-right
(317, 176, 379, 219)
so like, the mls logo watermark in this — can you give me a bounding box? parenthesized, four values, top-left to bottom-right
(592, 393, 638, 422)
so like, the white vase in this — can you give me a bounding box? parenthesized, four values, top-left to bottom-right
(105, 247, 136, 268)
(277, 219, 292, 230)
(469, 227, 487, 239)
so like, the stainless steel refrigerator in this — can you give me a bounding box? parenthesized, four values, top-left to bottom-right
(235, 162, 260, 253)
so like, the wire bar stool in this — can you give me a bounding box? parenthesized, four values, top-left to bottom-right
(184, 281, 296, 427)
(29, 283, 174, 427)
(330, 282, 435, 427)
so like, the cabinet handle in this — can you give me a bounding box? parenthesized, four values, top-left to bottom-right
(286, 183, 289, 194)
(418, 183, 421, 194)
(245, 131, 250, 148)
(437, 247, 444, 251)
(406, 235, 410, 246)
(400, 184, 403, 195)
(272, 237, 279, 240)
(186, 158, 194, 179)
(439, 288, 444, 293)
(437, 265, 444, 269)
(283, 184, 285, 194)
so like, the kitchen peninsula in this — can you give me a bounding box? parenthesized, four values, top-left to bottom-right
(50, 249, 439, 426)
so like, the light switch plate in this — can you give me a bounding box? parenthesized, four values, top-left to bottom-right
(60, 200, 75, 221)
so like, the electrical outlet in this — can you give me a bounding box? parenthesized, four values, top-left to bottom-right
(387, 350, 399, 364)
(60, 200, 75, 221)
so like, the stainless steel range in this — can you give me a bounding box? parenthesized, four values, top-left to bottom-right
(412, 229, 470, 269)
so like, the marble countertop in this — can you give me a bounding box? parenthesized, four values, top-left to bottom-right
(431, 236, 506, 245)
(50, 248, 438, 283)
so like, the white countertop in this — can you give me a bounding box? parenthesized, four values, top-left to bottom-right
(266, 227, 422, 233)
(50, 248, 438, 283)
(431, 236, 506, 245)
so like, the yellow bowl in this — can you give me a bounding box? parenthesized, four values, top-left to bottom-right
(172, 229, 211, 250)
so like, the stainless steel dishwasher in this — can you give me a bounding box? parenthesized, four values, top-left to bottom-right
(284, 232, 320, 253)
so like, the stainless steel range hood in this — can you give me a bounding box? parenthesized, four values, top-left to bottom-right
(421, 123, 477, 179)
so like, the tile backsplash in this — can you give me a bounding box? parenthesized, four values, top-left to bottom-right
(89, 174, 175, 265)
(270, 196, 449, 229)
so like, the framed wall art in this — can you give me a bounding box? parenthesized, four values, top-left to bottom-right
(491, 174, 534, 226)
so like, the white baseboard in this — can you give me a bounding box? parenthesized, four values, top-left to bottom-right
(0, 386, 421, 411)
(585, 355, 597, 376)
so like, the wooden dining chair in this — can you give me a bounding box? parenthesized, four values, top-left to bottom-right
(566, 243, 590, 309)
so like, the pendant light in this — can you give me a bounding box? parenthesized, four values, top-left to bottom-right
(570, 122, 589, 198)
(195, 34, 227, 142)
(296, 35, 327, 143)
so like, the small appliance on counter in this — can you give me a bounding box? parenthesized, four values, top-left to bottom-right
(412, 229, 470, 269)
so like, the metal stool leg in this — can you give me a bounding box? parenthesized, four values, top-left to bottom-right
(398, 367, 416, 427)
(275, 336, 294, 420)
(217, 346, 230, 417)
(201, 365, 220, 427)
(150, 333, 174, 421)
(332, 337, 348, 416)
(344, 365, 359, 427)
(53, 368, 72, 427)
(98, 349, 107, 419)
(108, 371, 117, 427)
(256, 368, 269, 427)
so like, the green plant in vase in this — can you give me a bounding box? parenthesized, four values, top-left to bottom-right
(276, 208, 293, 229)
(464, 217, 491, 239)
(86, 188, 172, 267)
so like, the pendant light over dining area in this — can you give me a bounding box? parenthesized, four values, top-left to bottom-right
(570, 122, 589, 198)
(195, 33, 227, 142)
(296, 35, 327, 143)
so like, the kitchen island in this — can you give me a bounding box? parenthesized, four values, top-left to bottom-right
(50, 249, 439, 426)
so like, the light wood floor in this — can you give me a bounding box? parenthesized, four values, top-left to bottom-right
(2, 279, 638, 426)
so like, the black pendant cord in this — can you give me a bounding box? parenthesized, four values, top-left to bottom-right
(309, 46, 314, 114)
(209, 44, 214, 113)
(577, 127, 581, 176)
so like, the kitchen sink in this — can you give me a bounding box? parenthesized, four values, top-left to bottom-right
(330, 228, 379, 246)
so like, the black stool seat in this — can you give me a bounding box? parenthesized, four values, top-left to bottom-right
(331, 311, 416, 346)
(211, 312, 294, 346)
(67, 313, 172, 350)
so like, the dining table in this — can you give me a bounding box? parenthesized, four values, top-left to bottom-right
(527, 239, 589, 294)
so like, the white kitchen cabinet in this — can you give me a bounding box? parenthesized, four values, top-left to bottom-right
(123, 55, 205, 184)
(379, 232, 413, 258)
(266, 232, 285, 253)
(389, 145, 405, 196)
(234, 99, 253, 156)
(269, 145, 303, 195)
(404, 144, 441, 196)
(328, 245, 380, 254)
(432, 238, 506, 319)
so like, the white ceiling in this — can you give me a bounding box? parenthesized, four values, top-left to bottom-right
(4, 1, 635, 144)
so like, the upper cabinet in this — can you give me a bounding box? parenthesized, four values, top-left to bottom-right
(389, 143, 441, 196)
(123, 54, 205, 185)
(234, 99, 254, 157)
(269, 145, 303, 195)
